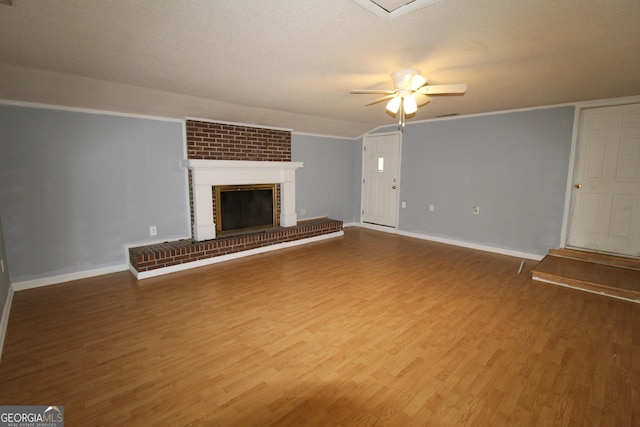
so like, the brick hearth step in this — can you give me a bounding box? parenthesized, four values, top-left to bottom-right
(129, 218, 343, 278)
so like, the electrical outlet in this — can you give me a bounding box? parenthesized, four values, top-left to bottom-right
(429, 204, 435, 212)
(300, 208, 306, 216)
(149, 225, 157, 236)
(401, 201, 406, 208)
(472, 206, 480, 215)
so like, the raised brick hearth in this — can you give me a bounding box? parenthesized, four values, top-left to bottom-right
(129, 218, 343, 279)
(128, 120, 343, 279)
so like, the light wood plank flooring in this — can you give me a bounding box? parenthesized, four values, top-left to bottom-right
(1, 228, 638, 426)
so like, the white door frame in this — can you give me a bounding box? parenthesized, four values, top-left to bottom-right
(360, 131, 403, 232)
(560, 95, 640, 251)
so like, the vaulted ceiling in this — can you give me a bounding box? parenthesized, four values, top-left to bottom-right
(1, 0, 639, 138)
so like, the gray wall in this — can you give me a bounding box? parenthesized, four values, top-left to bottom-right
(0, 105, 189, 283)
(292, 133, 360, 224)
(397, 106, 575, 256)
(0, 102, 575, 285)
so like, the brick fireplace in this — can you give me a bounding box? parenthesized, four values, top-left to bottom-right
(184, 158, 303, 241)
(185, 119, 292, 236)
(128, 119, 343, 279)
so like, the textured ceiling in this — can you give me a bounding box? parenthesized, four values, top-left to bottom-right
(1, 0, 639, 138)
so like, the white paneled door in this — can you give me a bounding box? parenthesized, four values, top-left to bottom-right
(567, 103, 640, 257)
(361, 133, 401, 227)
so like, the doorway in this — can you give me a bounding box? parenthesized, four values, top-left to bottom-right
(566, 103, 640, 257)
(361, 132, 401, 228)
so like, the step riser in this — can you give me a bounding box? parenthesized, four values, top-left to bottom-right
(532, 274, 640, 303)
(532, 271, 640, 302)
(549, 248, 640, 270)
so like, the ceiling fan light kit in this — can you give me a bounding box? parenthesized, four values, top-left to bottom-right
(402, 94, 418, 114)
(352, 68, 467, 127)
(385, 96, 402, 114)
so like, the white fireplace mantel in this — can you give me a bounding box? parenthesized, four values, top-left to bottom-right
(183, 159, 304, 241)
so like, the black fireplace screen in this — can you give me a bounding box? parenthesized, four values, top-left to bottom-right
(215, 184, 276, 234)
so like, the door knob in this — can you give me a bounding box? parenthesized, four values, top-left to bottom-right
(392, 185, 397, 189)
(575, 184, 581, 189)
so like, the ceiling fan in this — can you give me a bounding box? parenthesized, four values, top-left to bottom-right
(351, 69, 467, 126)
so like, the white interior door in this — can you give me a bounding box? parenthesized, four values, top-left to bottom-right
(566, 103, 640, 257)
(361, 133, 401, 227)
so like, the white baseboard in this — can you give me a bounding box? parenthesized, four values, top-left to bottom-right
(351, 223, 543, 261)
(342, 222, 360, 228)
(11, 264, 129, 291)
(134, 230, 345, 280)
(397, 230, 544, 261)
(0, 285, 14, 362)
(359, 222, 399, 233)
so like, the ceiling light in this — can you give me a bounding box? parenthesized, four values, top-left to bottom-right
(386, 97, 401, 114)
(403, 96, 417, 114)
(352, 68, 467, 129)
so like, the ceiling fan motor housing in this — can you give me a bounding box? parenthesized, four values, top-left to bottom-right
(392, 69, 426, 90)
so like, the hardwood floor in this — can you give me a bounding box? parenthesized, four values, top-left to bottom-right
(1, 228, 638, 426)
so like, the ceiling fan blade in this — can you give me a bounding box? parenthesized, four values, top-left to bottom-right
(418, 84, 467, 95)
(364, 94, 397, 106)
(351, 89, 397, 94)
(414, 93, 431, 106)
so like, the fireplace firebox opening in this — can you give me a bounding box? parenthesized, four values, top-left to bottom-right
(215, 184, 277, 235)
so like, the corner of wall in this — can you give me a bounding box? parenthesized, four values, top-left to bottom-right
(0, 216, 12, 362)
(0, 285, 14, 362)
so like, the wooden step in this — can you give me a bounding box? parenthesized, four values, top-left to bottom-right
(531, 252, 640, 303)
(548, 248, 640, 270)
